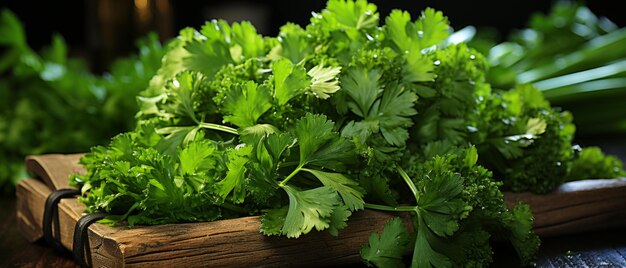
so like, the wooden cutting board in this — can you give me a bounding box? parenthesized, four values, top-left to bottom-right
(15, 154, 626, 267)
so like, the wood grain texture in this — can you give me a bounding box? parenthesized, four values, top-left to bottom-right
(504, 178, 626, 237)
(24, 154, 85, 190)
(15, 154, 626, 267)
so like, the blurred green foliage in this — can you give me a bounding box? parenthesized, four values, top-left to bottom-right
(0, 9, 165, 194)
(474, 2, 626, 136)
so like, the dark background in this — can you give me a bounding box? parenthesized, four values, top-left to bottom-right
(2, 0, 625, 72)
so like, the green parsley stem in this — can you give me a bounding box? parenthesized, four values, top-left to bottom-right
(364, 203, 416, 212)
(397, 167, 419, 203)
(198, 122, 239, 135)
(280, 166, 303, 186)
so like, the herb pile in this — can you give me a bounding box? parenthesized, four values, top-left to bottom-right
(0, 9, 164, 193)
(71, 0, 625, 267)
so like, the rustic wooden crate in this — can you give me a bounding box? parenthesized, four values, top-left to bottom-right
(16, 154, 626, 267)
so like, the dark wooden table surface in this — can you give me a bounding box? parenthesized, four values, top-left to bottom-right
(1, 195, 625, 268)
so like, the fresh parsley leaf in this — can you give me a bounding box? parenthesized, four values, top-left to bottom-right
(341, 67, 380, 117)
(340, 67, 417, 146)
(273, 23, 312, 64)
(294, 113, 355, 166)
(327, 204, 352, 236)
(231, 21, 265, 60)
(325, 0, 379, 31)
(259, 206, 288, 236)
(216, 146, 253, 203)
(302, 168, 364, 210)
(178, 139, 217, 175)
(184, 37, 232, 78)
(377, 83, 418, 146)
(385, 8, 449, 54)
(272, 58, 310, 106)
(223, 81, 272, 128)
(307, 63, 342, 99)
(279, 185, 340, 238)
(361, 217, 410, 268)
(415, 8, 450, 49)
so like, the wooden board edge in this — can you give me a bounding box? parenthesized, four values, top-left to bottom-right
(25, 154, 85, 190)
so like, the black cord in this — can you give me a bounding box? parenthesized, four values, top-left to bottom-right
(72, 212, 108, 268)
(43, 189, 80, 255)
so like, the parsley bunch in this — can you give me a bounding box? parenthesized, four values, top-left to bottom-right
(71, 0, 624, 267)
